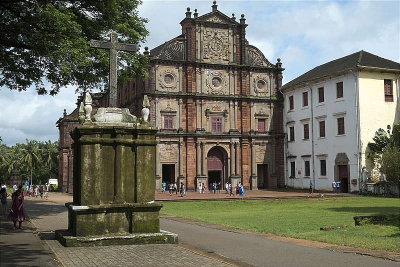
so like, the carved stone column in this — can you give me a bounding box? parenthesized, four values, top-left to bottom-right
(230, 141, 235, 177)
(229, 101, 235, 131)
(155, 141, 161, 185)
(178, 140, 185, 183)
(196, 100, 202, 132)
(201, 142, 206, 176)
(229, 70, 234, 95)
(178, 99, 183, 131)
(233, 101, 238, 131)
(154, 97, 159, 128)
(251, 141, 258, 190)
(235, 142, 240, 176)
(250, 102, 255, 132)
(200, 100, 205, 131)
(196, 141, 201, 176)
(178, 67, 183, 93)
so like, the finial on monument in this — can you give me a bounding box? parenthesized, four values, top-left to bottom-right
(83, 92, 93, 122)
(144, 47, 150, 55)
(232, 13, 236, 21)
(240, 14, 246, 24)
(194, 9, 198, 18)
(63, 109, 67, 117)
(212, 1, 217, 12)
(141, 95, 151, 122)
(185, 7, 191, 18)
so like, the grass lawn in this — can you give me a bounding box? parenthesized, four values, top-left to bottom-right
(160, 196, 400, 252)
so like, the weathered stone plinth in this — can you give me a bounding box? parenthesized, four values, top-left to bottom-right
(57, 111, 177, 246)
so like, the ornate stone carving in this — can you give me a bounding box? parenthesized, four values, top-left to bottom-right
(159, 143, 178, 163)
(152, 39, 185, 61)
(247, 45, 274, 67)
(256, 144, 268, 163)
(252, 73, 270, 96)
(206, 70, 228, 95)
(158, 67, 179, 92)
(203, 28, 229, 63)
(206, 15, 224, 23)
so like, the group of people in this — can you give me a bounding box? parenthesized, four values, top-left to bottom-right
(0, 184, 26, 230)
(332, 181, 341, 193)
(197, 182, 245, 197)
(26, 183, 50, 199)
(161, 181, 186, 197)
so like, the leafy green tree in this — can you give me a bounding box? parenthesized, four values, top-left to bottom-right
(368, 124, 400, 193)
(19, 140, 41, 185)
(0, 0, 148, 95)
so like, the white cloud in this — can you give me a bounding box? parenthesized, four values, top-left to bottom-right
(1, 0, 399, 145)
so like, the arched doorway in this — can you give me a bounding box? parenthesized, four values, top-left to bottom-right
(207, 147, 227, 187)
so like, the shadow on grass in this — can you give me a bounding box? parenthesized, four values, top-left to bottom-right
(328, 206, 400, 228)
(327, 206, 399, 214)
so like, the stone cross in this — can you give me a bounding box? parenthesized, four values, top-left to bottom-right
(89, 32, 138, 107)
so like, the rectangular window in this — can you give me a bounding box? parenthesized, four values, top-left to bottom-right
(164, 116, 173, 129)
(302, 91, 308, 107)
(336, 82, 343, 98)
(289, 95, 294, 110)
(318, 87, 324, 103)
(289, 126, 295, 141)
(384, 79, 393, 102)
(337, 117, 345, 135)
(258, 119, 266, 132)
(320, 159, 326, 176)
(305, 160, 310, 177)
(319, 121, 325, 138)
(211, 117, 223, 133)
(290, 161, 296, 178)
(303, 124, 309, 140)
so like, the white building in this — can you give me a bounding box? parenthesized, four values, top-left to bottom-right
(281, 51, 400, 192)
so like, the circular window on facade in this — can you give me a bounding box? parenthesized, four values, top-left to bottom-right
(164, 74, 174, 84)
(211, 77, 222, 88)
(257, 79, 266, 89)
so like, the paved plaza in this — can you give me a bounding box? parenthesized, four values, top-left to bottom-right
(0, 191, 399, 267)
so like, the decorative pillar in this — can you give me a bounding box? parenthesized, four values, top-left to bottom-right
(230, 141, 235, 177)
(250, 102, 255, 132)
(178, 99, 183, 131)
(251, 141, 258, 190)
(178, 67, 183, 93)
(178, 140, 185, 183)
(234, 101, 238, 131)
(196, 141, 201, 176)
(229, 101, 235, 131)
(154, 97, 159, 128)
(155, 141, 161, 183)
(196, 100, 201, 131)
(235, 142, 240, 176)
(201, 142, 206, 176)
(200, 100, 205, 131)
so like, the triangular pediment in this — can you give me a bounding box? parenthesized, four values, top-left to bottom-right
(196, 11, 238, 25)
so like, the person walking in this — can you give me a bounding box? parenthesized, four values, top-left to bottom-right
(309, 180, 314, 194)
(0, 187, 8, 217)
(179, 182, 186, 197)
(8, 185, 25, 230)
(202, 183, 206, 194)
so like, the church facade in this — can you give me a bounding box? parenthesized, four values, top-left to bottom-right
(57, 2, 285, 192)
(118, 3, 285, 191)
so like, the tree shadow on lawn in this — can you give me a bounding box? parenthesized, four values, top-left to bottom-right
(328, 206, 400, 228)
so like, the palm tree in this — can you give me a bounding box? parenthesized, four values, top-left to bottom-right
(19, 140, 41, 186)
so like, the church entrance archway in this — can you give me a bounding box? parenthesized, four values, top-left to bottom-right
(207, 147, 227, 188)
(162, 164, 175, 185)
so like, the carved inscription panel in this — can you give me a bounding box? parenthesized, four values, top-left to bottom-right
(159, 143, 178, 163)
(202, 27, 231, 64)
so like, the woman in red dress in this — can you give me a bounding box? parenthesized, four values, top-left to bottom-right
(8, 185, 25, 230)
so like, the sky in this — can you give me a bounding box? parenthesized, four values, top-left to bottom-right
(0, 0, 399, 146)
